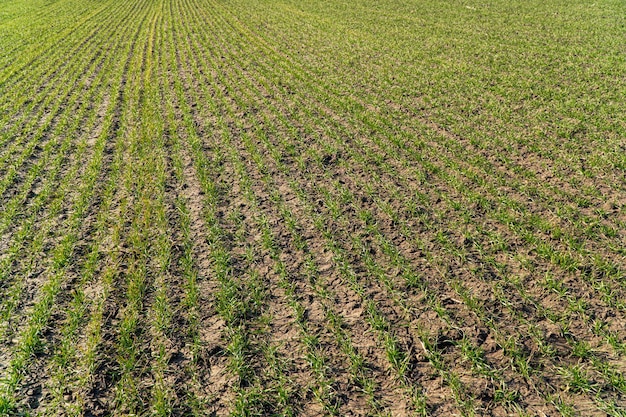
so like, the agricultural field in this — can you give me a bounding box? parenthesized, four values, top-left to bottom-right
(0, 0, 625, 415)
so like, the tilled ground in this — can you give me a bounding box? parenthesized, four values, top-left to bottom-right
(0, 0, 625, 415)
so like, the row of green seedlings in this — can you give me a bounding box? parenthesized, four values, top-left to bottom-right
(194, 7, 624, 400)
(439, 111, 621, 225)
(161, 10, 273, 412)
(175, 81, 286, 416)
(122, 6, 178, 414)
(150, 7, 193, 416)
(163, 5, 245, 414)
(0, 1, 156, 413)
(315, 139, 558, 414)
(267, 162, 395, 416)
(250, 118, 490, 416)
(144, 1, 226, 410)
(341, 146, 626, 414)
(391, 118, 626, 292)
(238, 132, 414, 414)
(223, 135, 303, 416)
(367, 128, 626, 378)
(144, 4, 183, 413)
(292, 112, 625, 414)
(188, 4, 386, 413)
(159, 5, 220, 411)
(335, 123, 626, 406)
(183, 6, 466, 412)
(171, 3, 399, 413)
(61, 6, 159, 413)
(0, 33, 113, 197)
(164, 133, 205, 413)
(239, 116, 440, 415)
(0, 1, 140, 349)
(405, 76, 621, 314)
(401, 81, 626, 208)
(181, 15, 441, 416)
(0, 9, 107, 126)
(107, 8, 176, 415)
(392, 79, 626, 314)
(0, 78, 103, 344)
